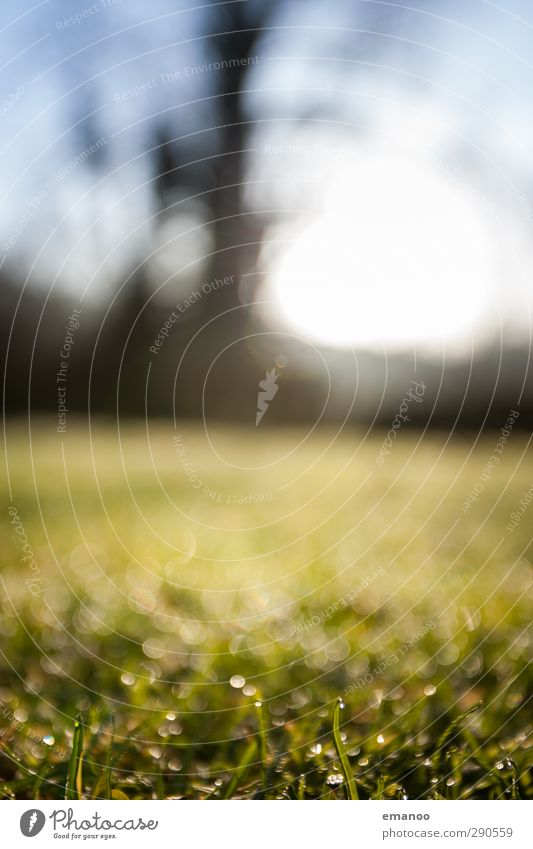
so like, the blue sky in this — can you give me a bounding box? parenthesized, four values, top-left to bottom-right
(1, 0, 533, 342)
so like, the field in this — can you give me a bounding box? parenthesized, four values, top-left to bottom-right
(1, 420, 531, 799)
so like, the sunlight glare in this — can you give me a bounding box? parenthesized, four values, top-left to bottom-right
(269, 152, 495, 349)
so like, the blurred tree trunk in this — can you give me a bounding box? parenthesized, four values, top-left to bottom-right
(181, 2, 275, 417)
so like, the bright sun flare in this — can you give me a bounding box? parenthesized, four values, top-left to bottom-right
(269, 153, 495, 349)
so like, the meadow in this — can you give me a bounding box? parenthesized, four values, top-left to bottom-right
(1, 420, 531, 799)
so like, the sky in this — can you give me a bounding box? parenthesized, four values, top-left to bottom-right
(1, 0, 533, 351)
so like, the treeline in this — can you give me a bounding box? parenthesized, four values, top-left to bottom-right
(2, 269, 532, 429)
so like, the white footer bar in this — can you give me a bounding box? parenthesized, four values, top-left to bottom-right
(3, 799, 530, 848)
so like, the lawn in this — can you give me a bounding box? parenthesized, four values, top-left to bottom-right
(1, 420, 531, 799)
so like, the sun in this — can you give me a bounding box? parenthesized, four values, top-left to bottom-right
(267, 152, 495, 350)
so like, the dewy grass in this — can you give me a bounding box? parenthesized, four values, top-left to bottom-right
(0, 423, 531, 799)
(332, 699, 359, 800)
(221, 741, 257, 799)
(256, 700, 269, 792)
(65, 715, 84, 801)
(104, 715, 114, 801)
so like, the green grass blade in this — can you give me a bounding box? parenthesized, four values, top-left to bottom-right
(508, 760, 520, 800)
(32, 764, 49, 800)
(256, 699, 268, 790)
(434, 702, 482, 773)
(373, 775, 385, 800)
(104, 715, 115, 800)
(65, 714, 84, 800)
(332, 698, 358, 800)
(221, 741, 257, 799)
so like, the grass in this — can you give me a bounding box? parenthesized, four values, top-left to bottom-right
(0, 420, 531, 799)
(332, 698, 358, 799)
